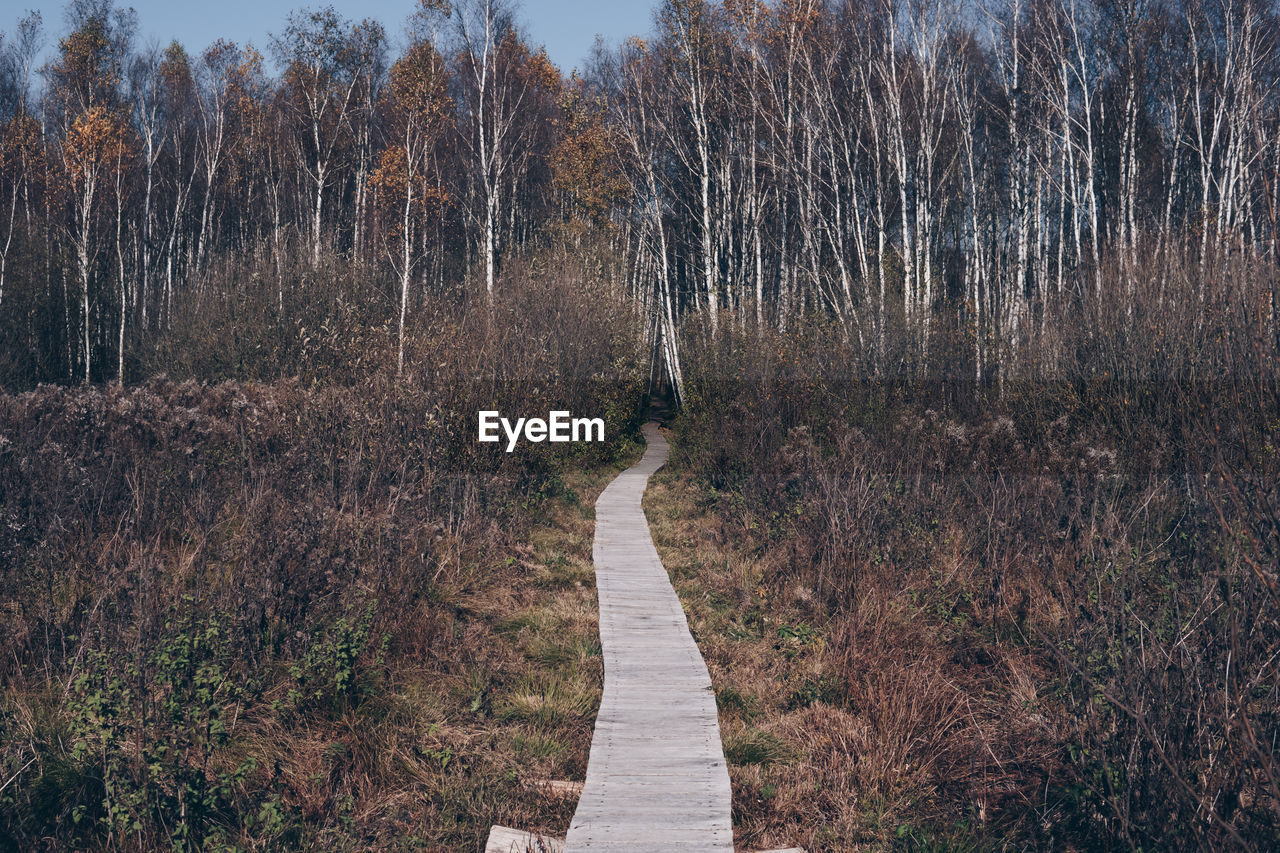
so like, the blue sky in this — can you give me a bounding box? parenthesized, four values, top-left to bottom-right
(9, 0, 658, 75)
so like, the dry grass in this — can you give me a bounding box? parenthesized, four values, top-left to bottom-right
(646, 459, 1070, 852)
(366, 456, 634, 849)
(0, 263, 648, 851)
(0, 407, 637, 850)
(654, 332, 1280, 851)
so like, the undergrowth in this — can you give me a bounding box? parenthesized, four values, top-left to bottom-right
(0, 262, 644, 851)
(650, 297, 1279, 850)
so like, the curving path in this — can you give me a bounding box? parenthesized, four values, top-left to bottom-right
(564, 423, 734, 851)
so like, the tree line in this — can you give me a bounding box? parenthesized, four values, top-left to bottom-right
(2, 0, 1278, 392)
(0, 0, 568, 386)
(603, 0, 1280, 398)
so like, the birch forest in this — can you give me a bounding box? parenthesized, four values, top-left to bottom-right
(2, 0, 1279, 849)
(1, 0, 1277, 390)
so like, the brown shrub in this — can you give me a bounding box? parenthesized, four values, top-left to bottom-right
(0, 260, 645, 850)
(668, 258, 1280, 849)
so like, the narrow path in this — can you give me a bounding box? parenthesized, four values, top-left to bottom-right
(564, 423, 734, 851)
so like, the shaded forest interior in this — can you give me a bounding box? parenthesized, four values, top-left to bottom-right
(1, 0, 1279, 849)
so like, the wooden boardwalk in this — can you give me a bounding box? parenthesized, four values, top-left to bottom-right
(564, 423, 735, 851)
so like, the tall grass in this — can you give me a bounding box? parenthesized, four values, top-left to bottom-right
(670, 254, 1280, 849)
(0, 252, 645, 850)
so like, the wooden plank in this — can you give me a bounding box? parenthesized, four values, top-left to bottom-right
(564, 423, 735, 851)
(485, 825, 565, 853)
(521, 778, 584, 798)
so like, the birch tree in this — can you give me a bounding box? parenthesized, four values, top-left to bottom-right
(372, 32, 450, 375)
(658, 0, 727, 334)
(273, 6, 366, 267)
(452, 0, 518, 303)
